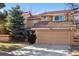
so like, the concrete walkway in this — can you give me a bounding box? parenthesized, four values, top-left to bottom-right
(2, 44, 70, 56)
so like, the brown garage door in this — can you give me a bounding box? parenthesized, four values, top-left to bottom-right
(36, 30, 71, 45)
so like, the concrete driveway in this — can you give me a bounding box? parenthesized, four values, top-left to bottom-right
(0, 51, 14, 56)
(4, 44, 71, 56)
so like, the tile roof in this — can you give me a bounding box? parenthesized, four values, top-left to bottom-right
(38, 10, 67, 15)
(22, 11, 32, 16)
(38, 10, 79, 16)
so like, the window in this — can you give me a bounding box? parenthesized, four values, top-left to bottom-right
(54, 16, 65, 21)
(42, 16, 48, 21)
(44, 16, 48, 21)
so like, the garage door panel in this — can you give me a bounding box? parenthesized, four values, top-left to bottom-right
(36, 30, 71, 45)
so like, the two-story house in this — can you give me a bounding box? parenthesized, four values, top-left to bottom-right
(26, 10, 79, 45)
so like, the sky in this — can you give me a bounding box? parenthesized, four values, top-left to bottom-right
(0, 3, 67, 15)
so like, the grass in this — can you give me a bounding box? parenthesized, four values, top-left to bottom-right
(0, 42, 25, 52)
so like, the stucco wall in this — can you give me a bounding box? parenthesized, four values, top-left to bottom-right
(71, 29, 79, 45)
(0, 35, 10, 42)
(27, 20, 32, 28)
(27, 20, 40, 28)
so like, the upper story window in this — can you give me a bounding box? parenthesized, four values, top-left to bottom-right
(54, 16, 65, 21)
(41, 16, 48, 21)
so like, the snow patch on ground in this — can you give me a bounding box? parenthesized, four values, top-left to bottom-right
(6, 44, 70, 56)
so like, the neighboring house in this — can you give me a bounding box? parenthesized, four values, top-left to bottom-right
(26, 10, 79, 45)
(27, 15, 41, 28)
(22, 11, 32, 28)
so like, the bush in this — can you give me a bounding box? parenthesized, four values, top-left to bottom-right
(27, 30, 36, 44)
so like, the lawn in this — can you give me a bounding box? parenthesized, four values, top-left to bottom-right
(0, 42, 25, 52)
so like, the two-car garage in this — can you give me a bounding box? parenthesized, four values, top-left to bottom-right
(31, 22, 75, 45)
(32, 28, 73, 45)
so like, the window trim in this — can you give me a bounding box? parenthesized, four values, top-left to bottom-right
(53, 15, 65, 21)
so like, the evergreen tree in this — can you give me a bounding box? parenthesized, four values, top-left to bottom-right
(0, 10, 8, 34)
(6, 5, 27, 42)
(0, 3, 5, 9)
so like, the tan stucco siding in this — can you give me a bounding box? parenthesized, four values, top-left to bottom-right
(35, 30, 72, 45)
(27, 20, 41, 28)
(27, 20, 32, 28)
(71, 29, 79, 45)
(47, 16, 52, 21)
(0, 35, 10, 42)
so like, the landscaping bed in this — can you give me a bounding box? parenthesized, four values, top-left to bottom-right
(71, 49, 79, 56)
(0, 42, 25, 52)
(71, 45, 79, 56)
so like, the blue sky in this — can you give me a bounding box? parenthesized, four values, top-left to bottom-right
(0, 3, 67, 14)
